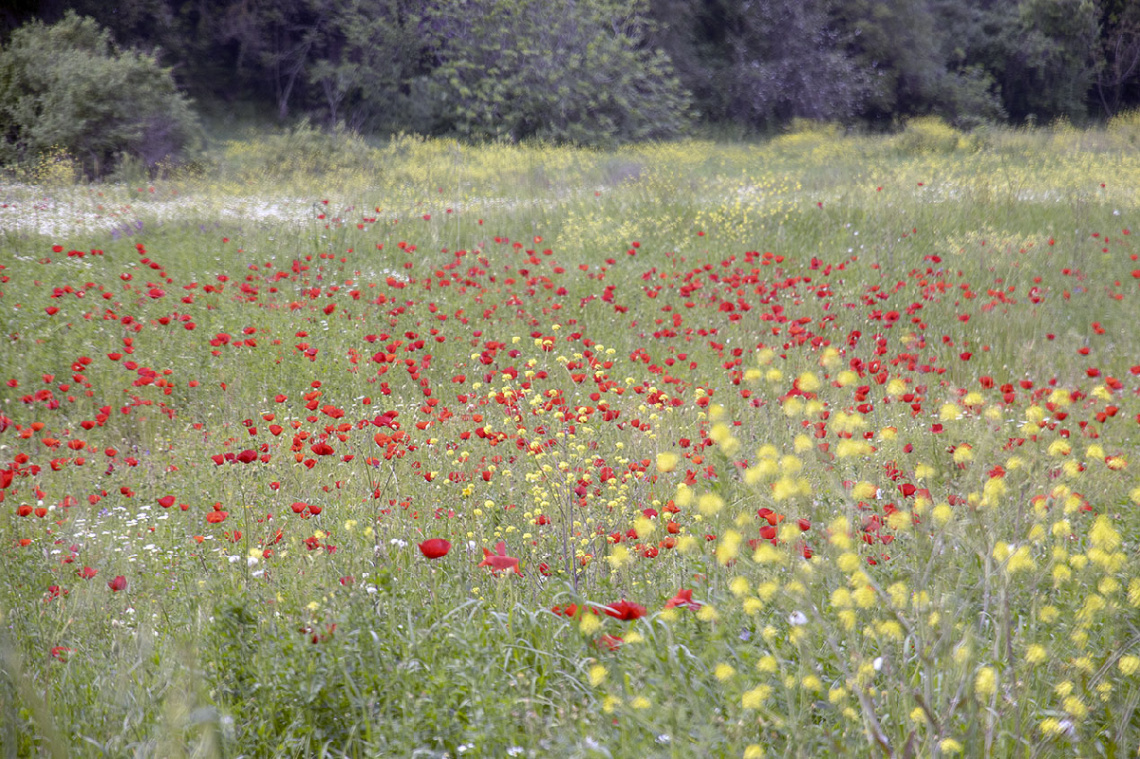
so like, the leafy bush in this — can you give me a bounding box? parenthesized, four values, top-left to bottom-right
(0, 12, 202, 178)
(893, 116, 972, 154)
(1107, 110, 1140, 149)
(769, 119, 843, 148)
(937, 66, 1006, 129)
(220, 119, 382, 185)
(19, 145, 83, 186)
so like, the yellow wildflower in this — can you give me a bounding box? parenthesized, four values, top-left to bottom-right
(975, 667, 996, 699)
(741, 685, 772, 709)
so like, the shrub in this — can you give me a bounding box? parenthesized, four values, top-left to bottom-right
(893, 116, 971, 154)
(20, 145, 82, 186)
(0, 12, 202, 178)
(1107, 110, 1140, 149)
(769, 120, 843, 148)
(219, 119, 382, 186)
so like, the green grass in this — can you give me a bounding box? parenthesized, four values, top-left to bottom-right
(3, 117, 1140, 756)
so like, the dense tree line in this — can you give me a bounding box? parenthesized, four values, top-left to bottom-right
(2, 0, 1140, 174)
(647, 0, 1139, 128)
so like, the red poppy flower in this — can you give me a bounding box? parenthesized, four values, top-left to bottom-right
(418, 538, 451, 559)
(604, 599, 646, 621)
(107, 575, 127, 592)
(77, 566, 98, 580)
(664, 588, 701, 611)
(478, 541, 521, 574)
(597, 634, 623, 651)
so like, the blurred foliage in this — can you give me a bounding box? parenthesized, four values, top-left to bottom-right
(0, 12, 202, 178)
(2, 0, 1140, 153)
(424, 0, 690, 145)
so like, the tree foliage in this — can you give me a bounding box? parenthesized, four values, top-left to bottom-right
(724, 0, 865, 127)
(1096, 0, 1140, 116)
(2, 0, 1140, 148)
(832, 0, 1001, 126)
(425, 0, 690, 144)
(1010, 0, 1102, 121)
(0, 12, 201, 176)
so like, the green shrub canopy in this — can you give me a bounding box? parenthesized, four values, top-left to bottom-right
(0, 12, 201, 177)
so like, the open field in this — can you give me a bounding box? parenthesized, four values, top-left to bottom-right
(4, 120, 1140, 757)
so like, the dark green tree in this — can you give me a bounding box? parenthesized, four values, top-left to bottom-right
(307, 0, 430, 131)
(831, 0, 1002, 127)
(831, 0, 940, 122)
(929, 0, 1100, 124)
(646, 0, 737, 123)
(424, 0, 690, 144)
(725, 0, 865, 128)
(217, 0, 326, 120)
(6, 0, 1135, 139)
(1096, 0, 1140, 116)
(1010, 0, 1101, 122)
(0, 12, 202, 176)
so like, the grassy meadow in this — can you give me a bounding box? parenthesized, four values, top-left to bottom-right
(4, 116, 1140, 757)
